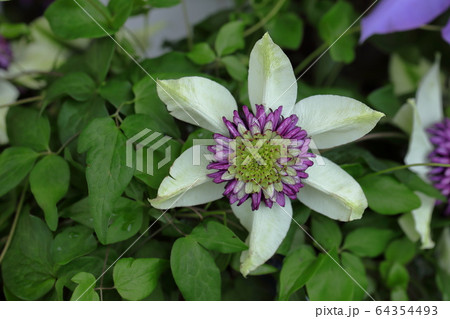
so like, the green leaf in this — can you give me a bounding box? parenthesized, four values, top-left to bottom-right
(0, 147, 38, 197)
(45, 0, 131, 40)
(171, 237, 221, 300)
(105, 197, 143, 244)
(341, 252, 368, 301)
(266, 13, 303, 50)
(393, 168, 446, 202)
(248, 264, 278, 276)
(6, 107, 50, 151)
(57, 96, 108, 148)
(215, 20, 245, 57)
(45, 0, 114, 39)
(221, 55, 248, 81)
(121, 113, 177, 139)
(1, 210, 55, 300)
(78, 117, 134, 244)
(70, 272, 99, 301)
(181, 128, 213, 153)
(358, 175, 422, 215)
(85, 38, 116, 82)
(391, 286, 409, 301)
(108, 0, 134, 30)
(133, 77, 180, 138)
(187, 42, 216, 65)
(51, 225, 97, 265)
(60, 197, 93, 229)
(44, 72, 96, 106)
(306, 251, 354, 300)
(99, 79, 133, 108)
(379, 261, 409, 290)
(29, 155, 70, 231)
(343, 227, 396, 257)
(318, 0, 357, 63)
(437, 269, 450, 300)
(113, 258, 168, 300)
(311, 214, 342, 251)
(0, 22, 29, 38)
(278, 245, 318, 300)
(55, 256, 103, 300)
(189, 220, 248, 253)
(367, 85, 401, 118)
(147, 0, 180, 7)
(385, 237, 416, 265)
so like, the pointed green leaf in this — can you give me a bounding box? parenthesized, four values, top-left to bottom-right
(0, 147, 38, 197)
(343, 227, 396, 257)
(1, 210, 55, 300)
(78, 117, 134, 244)
(171, 237, 221, 300)
(30, 155, 70, 231)
(51, 225, 97, 265)
(6, 107, 50, 151)
(189, 220, 248, 253)
(215, 21, 245, 57)
(278, 245, 318, 301)
(70, 272, 99, 301)
(113, 258, 168, 300)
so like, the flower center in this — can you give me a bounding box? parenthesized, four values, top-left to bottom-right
(207, 105, 314, 211)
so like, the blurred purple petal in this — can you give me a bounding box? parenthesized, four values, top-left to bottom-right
(442, 17, 450, 44)
(360, 0, 450, 42)
(0, 36, 12, 70)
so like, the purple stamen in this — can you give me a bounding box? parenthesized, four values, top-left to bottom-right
(207, 105, 314, 211)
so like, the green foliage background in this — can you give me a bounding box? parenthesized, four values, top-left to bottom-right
(0, 0, 449, 301)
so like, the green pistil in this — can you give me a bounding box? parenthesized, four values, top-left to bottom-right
(228, 133, 288, 189)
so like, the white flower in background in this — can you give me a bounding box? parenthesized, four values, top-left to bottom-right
(393, 59, 444, 249)
(150, 33, 384, 276)
(0, 17, 73, 145)
(0, 80, 19, 144)
(0, 17, 71, 89)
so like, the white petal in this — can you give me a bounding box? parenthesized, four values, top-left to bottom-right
(156, 76, 237, 135)
(231, 199, 292, 276)
(248, 33, 297, 116)
(404, 100, 433, 178)
(7, 18, 70, 89)
(411, 192, 435, 249)
(398, 193, 435, 249)
(437, 227, 450, 272)
(392, 102, 413, 134)
(298, 155, 367, 221)
(149, 146, 224, 209)
(294, 95, 385, 149)
(416, 59, 443, 129)
(0, 80, 20, 145)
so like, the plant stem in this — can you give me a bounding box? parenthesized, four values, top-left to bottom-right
(0, 182, 28, 264)
(244, 0, 286, 37)
(85, 0, 113, 25)
(294, 42, 327, 75)
(99, 246, 110, 301)
(0, 96, 43, 109)
(420, 25, 442, 31)
(367, 163, 450, 177)
(181, 0, 193, 50)
(56, 132, 81, 155)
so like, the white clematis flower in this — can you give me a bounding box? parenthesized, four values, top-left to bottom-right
(150, 33, 384, 276)
(394, 59, 443, 249)
(0, 80, 19, 145)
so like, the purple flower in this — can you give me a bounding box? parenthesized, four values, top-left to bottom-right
(428, 118, 450, 216)
(207, 105, 314, 211)
(0, 36, 12, 70)
(360, 0, 450, 44)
